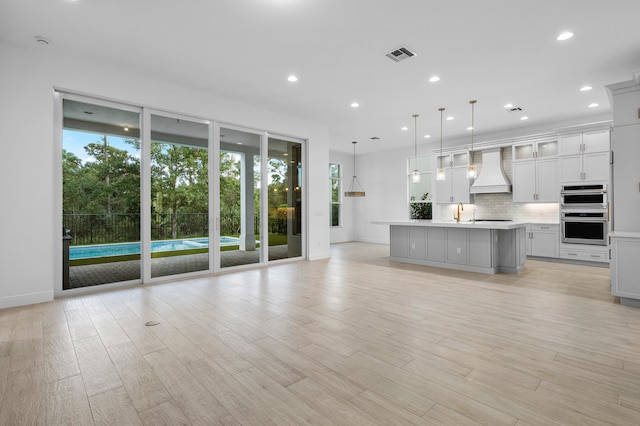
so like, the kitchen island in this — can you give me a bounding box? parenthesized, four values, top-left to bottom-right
(373, 220, 528, 274)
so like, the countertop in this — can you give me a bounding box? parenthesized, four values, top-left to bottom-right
(372, 220, 529, 230)
(609, 231, 640, 239)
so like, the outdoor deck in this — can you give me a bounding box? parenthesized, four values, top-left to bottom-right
(68, 245, 291, 288)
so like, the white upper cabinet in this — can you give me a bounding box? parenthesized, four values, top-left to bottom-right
(512, 140, 559, 203)
(558, 134, 583, 155)
(435, 151, 471, 204)
(583, 130, 611, 153)
(559, 130, 609, 155)
(558, 129, 610, 183)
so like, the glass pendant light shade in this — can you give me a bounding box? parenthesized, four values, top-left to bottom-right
(467, 100, 477, 179)
(436, 107, 446, 181)
(411, 114, 420, 183)
(345, 141, 365, 197)
(467, 163, 476, 178)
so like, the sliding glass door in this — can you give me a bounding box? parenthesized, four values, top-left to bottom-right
(61, 97, 142, 289)
(149, 113, 210, 278)
(60, 93, 305, 291)
(268, 136, 303, 261)
(218, 127, 262, 269)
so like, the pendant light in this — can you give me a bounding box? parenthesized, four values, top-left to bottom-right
(467, 100, 477, 178)
(436, 107, 446, 181)
(344, 141, 365, 197)
(411, 114, 420, 183)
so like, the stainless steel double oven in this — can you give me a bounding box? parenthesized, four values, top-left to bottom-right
(560, 184, 608, 245)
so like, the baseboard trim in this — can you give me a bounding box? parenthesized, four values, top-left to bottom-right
(0, 291, 54, 310)
(308, 251, 331, 261)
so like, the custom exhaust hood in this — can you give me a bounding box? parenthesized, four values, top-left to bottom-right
(469, 148, 512, 194)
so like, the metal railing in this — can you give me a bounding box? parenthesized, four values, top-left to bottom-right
(63, 213, 287, 245)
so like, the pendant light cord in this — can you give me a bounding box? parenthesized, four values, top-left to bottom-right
(470, 100, 476, 155)
(439, 107, 445, 157)
(413, 114, 418, 159)
(352, 141, 356, 178)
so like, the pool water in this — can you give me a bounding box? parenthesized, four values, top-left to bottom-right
(70, 237, 240, 260)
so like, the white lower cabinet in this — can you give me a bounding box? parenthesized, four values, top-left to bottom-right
(560, 244, 609, 263)
(610, 233, 640, 306)
(388, 224, 526, 274)
(526, 224, 559, 258)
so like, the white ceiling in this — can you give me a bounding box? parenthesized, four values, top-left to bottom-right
(2, 0, 640, 153)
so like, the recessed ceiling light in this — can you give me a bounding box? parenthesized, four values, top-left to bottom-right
(283, 153, 288, 156)
(446, 116, 454, 121)
(467, 126, 474, 131)
(237, 142, 243, 145)
(520, 116, 529, 121)
(350, 102, 359, 108)
(580, 85, 593, 92)
(429, 76, 440, 82)
(401, 126, 408, 131)
(557, 31, 574, 41)
(588, 103, 599, 108)
(504, 103, 514, 108)
(424, 134, 431, 138)
(287, 75, 298, 82)
(124, 127, 129, 131)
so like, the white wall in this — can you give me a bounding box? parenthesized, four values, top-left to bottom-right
(352, 146, 419, 244)
(0, 42, 330, 309)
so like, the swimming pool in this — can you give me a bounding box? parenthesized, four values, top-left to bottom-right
(69, 237, 239, 260)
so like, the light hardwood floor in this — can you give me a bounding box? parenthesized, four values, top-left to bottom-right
(2, 242, 640, 425)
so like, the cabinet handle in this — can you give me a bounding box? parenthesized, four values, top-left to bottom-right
(590, 254, 600, 258)
(609, 249, 611, 260)
(540, 226, 549, 229)
(567, 252, 578, 256)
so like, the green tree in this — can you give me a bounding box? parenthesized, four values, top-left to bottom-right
(150, 142, 209, 238)
(82, 138, 140, 214)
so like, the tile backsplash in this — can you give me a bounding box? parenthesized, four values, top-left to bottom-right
(437, 147, 560, 223)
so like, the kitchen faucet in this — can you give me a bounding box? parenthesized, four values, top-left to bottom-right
(455, 202, 464, 222)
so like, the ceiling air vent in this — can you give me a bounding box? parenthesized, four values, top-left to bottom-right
(506, 106, 523, 112)
(386, 46, 417, 62)
(370, 136, 380, 140)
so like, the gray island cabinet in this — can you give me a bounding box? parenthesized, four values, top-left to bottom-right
(373, 220, 528, 274)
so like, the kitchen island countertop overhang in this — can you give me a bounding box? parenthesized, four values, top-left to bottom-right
(374, 220, 528, 275)
(372, 220, 529, 230)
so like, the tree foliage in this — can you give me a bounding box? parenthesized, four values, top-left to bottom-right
(63, 133, 296, 240)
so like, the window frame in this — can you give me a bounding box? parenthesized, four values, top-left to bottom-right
(329, 163, 342, 227)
